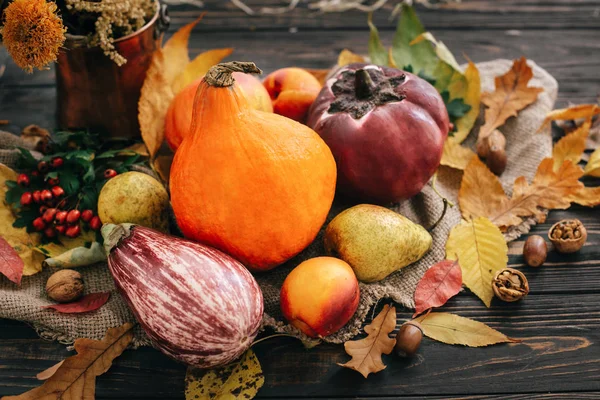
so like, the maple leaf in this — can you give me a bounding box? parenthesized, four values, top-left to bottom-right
(479, 57, 543, 140)
(459, 156, 583, 230)
(4, 323, 134, 399)
(414, 312, 520, 347)
(445, 217, 507, 307)
(338, 304, 396, 378)
(413, 259, 462, 317)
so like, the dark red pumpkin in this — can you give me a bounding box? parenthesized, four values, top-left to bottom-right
(307, 63, 449, 204)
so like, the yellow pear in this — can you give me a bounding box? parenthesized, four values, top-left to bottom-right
(324, 204, 432, 282)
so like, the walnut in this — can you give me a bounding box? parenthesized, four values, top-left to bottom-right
(46, 270, 84, 303)
(549, 219, 587, 253)
(492, 268, 529, 302)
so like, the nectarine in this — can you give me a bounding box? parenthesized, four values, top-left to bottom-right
(164, 72, 272, 151)
(280, 257, 360, 338)
(262, 67, 321, 123)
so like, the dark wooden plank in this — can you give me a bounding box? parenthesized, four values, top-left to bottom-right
(167, 0, 600, 31)
(2, 288, 600, 398)
(1, 28, 599, 136)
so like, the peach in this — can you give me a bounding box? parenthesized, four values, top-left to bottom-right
(280, 257, 360, 338)
(262, 67, 322, 123)
(164, 72, 272, 151)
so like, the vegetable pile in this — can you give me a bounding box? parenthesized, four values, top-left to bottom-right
(2, 4, 600, 399)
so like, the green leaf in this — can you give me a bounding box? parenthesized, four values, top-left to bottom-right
(391, 4, 437, 76)
(367, 13, 388, 66)
(59, 170, 80, 196)
(66, 150, 94, 161)
(16, 147, 38, 169)
(82, 164, 95, 184)
(5, 180, 17, 189)
(446, 98, 472, 120)
(5, 185, 25, 205)
(185, 350, 264, 400)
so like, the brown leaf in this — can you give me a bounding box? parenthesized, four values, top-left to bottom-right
(413, 259, 462, 317)
(479, 57, 543, 140)
(414, 312, 520, 347)
(42, 292, 111, 314)
(459, 156, 583, 230)
(568, 186, 600, 207)
(338, 304, 396, 378)
(36, 361, 64, 380)
(304, 68, 330, 86)
(4, 323, 134, 399)
(152, 152, 174, 184)
(0, 235, 24, 285)
(337, 49, 365, 67)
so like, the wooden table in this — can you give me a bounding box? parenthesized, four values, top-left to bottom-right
(1, 1, 600, 398)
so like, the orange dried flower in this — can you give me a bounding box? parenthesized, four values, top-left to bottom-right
(1, 0, 66, 73)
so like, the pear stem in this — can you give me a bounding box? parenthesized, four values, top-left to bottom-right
(428, 198, 449, 233)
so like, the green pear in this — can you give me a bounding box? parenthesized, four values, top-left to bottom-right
(324, 204, 432, 283)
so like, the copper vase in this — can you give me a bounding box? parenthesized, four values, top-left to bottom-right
(56, 4, 169, 138)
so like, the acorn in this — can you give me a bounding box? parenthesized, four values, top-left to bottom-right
(394, 321, 423, 358)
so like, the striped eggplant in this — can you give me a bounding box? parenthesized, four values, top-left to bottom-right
(102, 223, 264, 368)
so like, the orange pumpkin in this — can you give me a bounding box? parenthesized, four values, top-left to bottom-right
(170, 62, 337, 272)
(165, 72, 273, 151)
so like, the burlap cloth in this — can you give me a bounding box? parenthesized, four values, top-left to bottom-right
(0, 59, 556, 347)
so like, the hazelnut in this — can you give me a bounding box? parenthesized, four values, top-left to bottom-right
(523, 235, 547, 267)
(394, 321, 423, 357)
(46, 270, 84, 303)
(476, 129, 506, 159)
(492, 268, 529, 302)
(548, 219, 587, 253)
(485, 147, 507, 175)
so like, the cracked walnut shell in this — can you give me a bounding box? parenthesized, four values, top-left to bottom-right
(548, 219, 587, 253)
(492, 268, 529, 302)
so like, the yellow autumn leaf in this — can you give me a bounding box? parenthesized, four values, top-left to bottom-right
(387, 47, 397, 68)
(568, 186, 600, 207)
(584, 147, 600, 177)
(446, 217, 508, 307)
(138, 14, 232, 159)
(453, 61, 481, 143)
(411, 32, 461, 71)
(0, 163, 44, 276)
(185, 349, 264, 400)
(304, 68, 330, 86)
(440, 139, 476, 170)
(538, 104, 600, 133)
(172, 47, 234, 94)
(552, 118, 591, 171)
(337, 49, 365, 67)
(414, 312, 520, 346)
(35, 230, 96, 259)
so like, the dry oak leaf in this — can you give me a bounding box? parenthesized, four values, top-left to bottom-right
(338, 304, 397, 378)
(0, 163, 44, 277)
(36, 361, 64, 380)
(459, 156, 583, 230)
(414, 312, 520, 347)
(537, 104, 600, 133)
(585, 147, 600, 177)
(185, 349, 264, 400)
(337, 49, 366, 67)
(138, 14, 232, 159)
(552, 118, 591, 172)
(0, 236, 24, 285)
(4, 323, 134, 399)
(445, 217, 508, 307)
(478, 57, 543, 140)
(568, 186, 600, 207)
(413, 259, 462, 317)
(440, 139, 476, 170)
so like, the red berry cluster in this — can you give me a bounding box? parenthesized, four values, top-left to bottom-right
(18, 158, 108, 239)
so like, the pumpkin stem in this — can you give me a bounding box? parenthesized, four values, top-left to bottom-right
(204, 61, 262, 87)
(354, 69, 377, 99)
